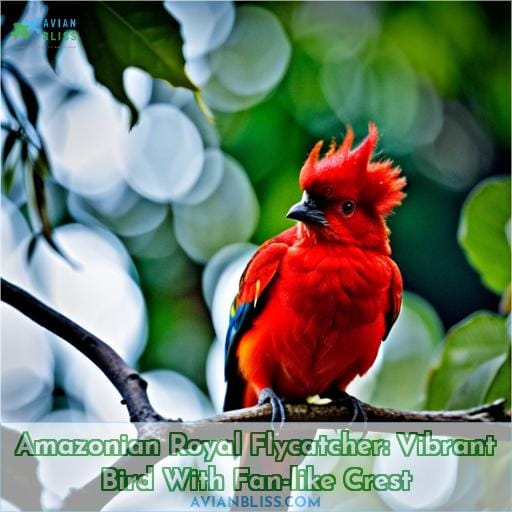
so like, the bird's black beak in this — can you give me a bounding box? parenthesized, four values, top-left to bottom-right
(286, 191, 327, 225)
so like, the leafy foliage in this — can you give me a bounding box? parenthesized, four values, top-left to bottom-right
(458, 177, 511, 294)
(364, 293, 444, 410)
(1, 60, 39, 127)
(435, 174, 512, 411)
(427, 312, 510, 410)
(46, 1, 197, 126)
(1, 60, 64, 258)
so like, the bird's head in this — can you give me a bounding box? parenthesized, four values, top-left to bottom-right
(287, 123, 406, 249)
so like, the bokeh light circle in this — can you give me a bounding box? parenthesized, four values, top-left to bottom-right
(123, 104, 205, 202)
(41, 88, 128, 198)
(209, 6, 291, 97)
(165, 1, 235, 59)
(173, 153, 259, 262)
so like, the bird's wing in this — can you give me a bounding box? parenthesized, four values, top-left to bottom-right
(223, 228, 295, 411)
(383, 258, 403, 341)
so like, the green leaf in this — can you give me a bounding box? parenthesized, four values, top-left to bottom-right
(426, 312, 510, 410)
(24, 155, 68, 262)
(2, 127, 19, 166)
(458, 177, 511, 294)
(25, 155, 50, 236)
(446, 354, 506, 409)
(26, 234, 39, 264)
(485, 347, 511, 409)
(46, 1, 197, 127)
(402, 292, 444, 346)
(2, 165, 17, 194)
(357, 292, 444, 410)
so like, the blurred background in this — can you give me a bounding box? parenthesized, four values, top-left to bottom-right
(1, 1, 510, 509)
(1, 0, 510, 429)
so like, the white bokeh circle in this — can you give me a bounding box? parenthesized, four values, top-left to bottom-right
(165, 1, 235, 59)
(209, 5, 291, 97)
(123, 104, 205, 202)
(173, 153, 259, 263)
(41, 88, 128, 198)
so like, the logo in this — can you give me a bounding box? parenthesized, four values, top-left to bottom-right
(11, 17, 78, 46)
(11, 18, 42, 40)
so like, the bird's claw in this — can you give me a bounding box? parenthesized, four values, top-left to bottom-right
(258, 388, 286, 429)
(328, 390, 368, 425)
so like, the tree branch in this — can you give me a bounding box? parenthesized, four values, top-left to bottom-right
(2, 277, 510, 511)
(1, 278, 164, 423)
(1, 277, 510, 425)
(200, 399, 510, 423)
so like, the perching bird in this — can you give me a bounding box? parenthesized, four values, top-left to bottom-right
(223, 123, 406, 422)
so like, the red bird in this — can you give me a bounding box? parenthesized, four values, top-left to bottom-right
(224, 124, 406, 421)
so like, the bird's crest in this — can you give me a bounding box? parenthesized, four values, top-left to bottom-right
(299, 123, 406, 216)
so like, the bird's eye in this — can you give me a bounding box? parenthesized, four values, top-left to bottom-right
(341, 200, 356, 217)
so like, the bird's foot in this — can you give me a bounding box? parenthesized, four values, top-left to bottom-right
(258, 388, 286, 428)
(326, 389, 367, 424)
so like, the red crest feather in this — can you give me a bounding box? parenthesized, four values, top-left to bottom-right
(299, 123, 406, 216)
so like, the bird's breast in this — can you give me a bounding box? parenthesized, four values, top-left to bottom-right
(256, 244, 391, 398)
(280, 244, 390, 321)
